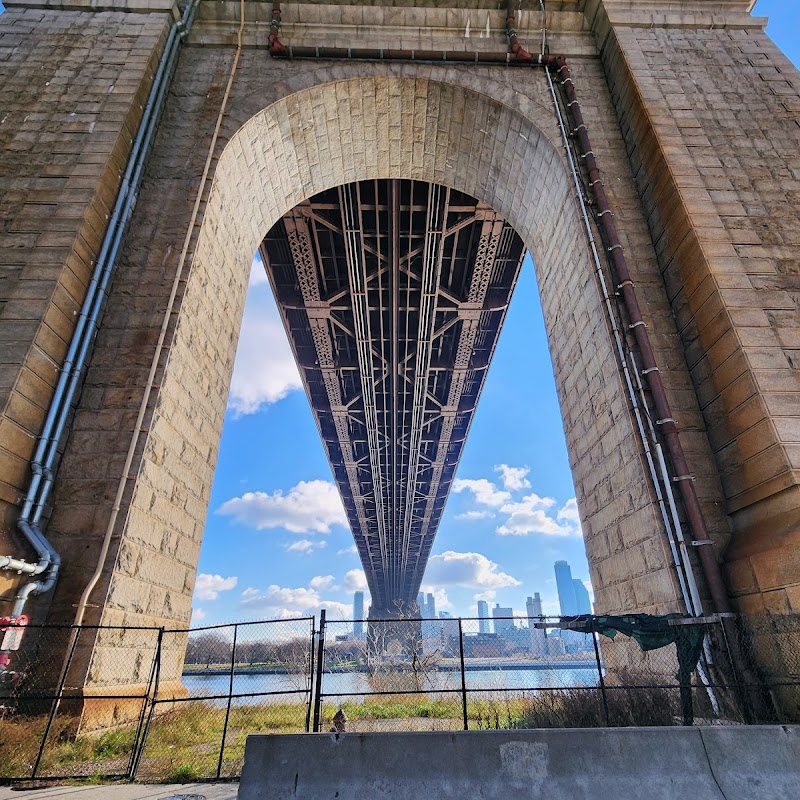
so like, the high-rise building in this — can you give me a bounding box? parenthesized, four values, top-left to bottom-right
(554, 560, 578, 616)
(573, 578, 592, 615)
(353, 591, 365, 639)
(419, 592, 439, 640)
(493, 603, 514, 636)
(426, 592, 436, 620)
(526, 593, 546, 657)
(477, 599, 490, 633)
(438, 611, 459, 654)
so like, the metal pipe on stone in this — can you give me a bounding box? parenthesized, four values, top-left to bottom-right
(551, 55, 731, 616)
(0, 0, 201, 677)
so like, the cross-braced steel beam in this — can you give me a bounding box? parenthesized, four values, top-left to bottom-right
(261, 180, 525, 612)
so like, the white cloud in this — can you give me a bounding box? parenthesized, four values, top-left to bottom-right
(495, 493, 576, 537)
(420, 586, 452, 610)
(343, 569, 368, 592)
(473, 590, 496, 602)
(217, 480, 347, 534)
(557, 498, 581, 525)
(240, 584, 321, 617)
(248, 256, 269, 287)
(541, 597, 561, 615)
(194, 573, 238, 601)
(320, 601, 353, 620)
(285, 539, 327, 555)
(239, 582, 355, 621)
(494, 464, 531, 491)
(191, 607, 206, 622)
(309, 575, 337, 592)
(425, 551, 520, 589)
(455, 510, 494, 521)
(228, 263, 302, 415)
(452, 478, 511, 508)
(337, 544, 359, 556)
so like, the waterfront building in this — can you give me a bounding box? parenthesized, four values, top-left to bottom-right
(353, 591, 365, 639)
(477, 600, 490, 633)
(493, 604, 515, 637)
(554, 560, 578, 616)
(526, 593, 547, 657)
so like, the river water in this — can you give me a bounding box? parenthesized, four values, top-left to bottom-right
(183, 665, 600, 706)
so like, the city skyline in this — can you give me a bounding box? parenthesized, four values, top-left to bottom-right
(346, 559, 587, 626)
(335, 561, 596, 661)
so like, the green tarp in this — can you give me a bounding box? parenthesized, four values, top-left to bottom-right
(563, 613, 706, 725)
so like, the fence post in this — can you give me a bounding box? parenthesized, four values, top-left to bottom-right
(216, 623, 238, 779)
(32, 626, 82, 779)
(312, 609, 326, 732)
(458, 618, 468, 730)
(130, 627, 164, 780)
(305, 617, 315, 732)
(128, 628, 163, 779)
(591, 619, 610, 727)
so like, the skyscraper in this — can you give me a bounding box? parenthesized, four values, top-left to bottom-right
(526, 593, 546, 657)
(477, 599, 490, 633)
(426, 592, 436, 620)
(493, 603, 514, 636)
(573, 578, 592, 614)
(554, 560, 578, 616)
(353, 591, 365, 638)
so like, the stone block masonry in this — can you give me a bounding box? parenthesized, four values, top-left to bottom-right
(0, 0, 796, 704)
(0, 5, 172, 602)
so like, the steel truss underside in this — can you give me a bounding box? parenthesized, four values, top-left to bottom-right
(260, 179, 525, 612)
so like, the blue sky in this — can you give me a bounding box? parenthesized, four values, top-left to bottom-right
(191, 2, 799, 627)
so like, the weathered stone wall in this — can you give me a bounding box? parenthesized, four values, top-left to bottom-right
(38, 6, 700, 688)
(2, 0, 795, 695)
(0, 5, 171, 602)
(590, 0, 800, 676)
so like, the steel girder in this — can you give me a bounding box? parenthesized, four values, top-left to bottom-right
(260, 179, 525, 612)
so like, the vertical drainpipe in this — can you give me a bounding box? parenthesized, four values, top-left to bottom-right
(0, 0, 200, 675)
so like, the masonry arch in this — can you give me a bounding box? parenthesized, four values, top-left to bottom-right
(154, 73, 675, 628)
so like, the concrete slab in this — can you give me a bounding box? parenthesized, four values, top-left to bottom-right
(238, 726, 800, 800)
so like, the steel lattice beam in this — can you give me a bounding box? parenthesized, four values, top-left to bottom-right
(261, 180, 525, 613)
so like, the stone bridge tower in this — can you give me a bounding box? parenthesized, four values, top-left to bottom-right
(1, 0, 799, 712)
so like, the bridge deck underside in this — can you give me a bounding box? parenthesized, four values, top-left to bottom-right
(261, 179, 525, 612)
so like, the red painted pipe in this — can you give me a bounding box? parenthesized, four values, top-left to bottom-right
(269, 0, 287, 56)
(506, 1, 533, 62)
(552, 56, 731, 616)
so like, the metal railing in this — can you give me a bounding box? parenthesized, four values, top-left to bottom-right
(0, 617, 314, 783)
(0, 612, 797, 783)
(311, 613, 798, 734)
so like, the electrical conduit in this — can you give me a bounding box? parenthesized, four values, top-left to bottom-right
(1, 0, 200, 669)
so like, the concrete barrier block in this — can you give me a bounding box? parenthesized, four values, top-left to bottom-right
(238, 726, 800, 800)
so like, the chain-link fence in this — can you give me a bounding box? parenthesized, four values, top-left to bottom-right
(0, 624, 161, 782)
(1, 612, 798, 783)
(311, 613, 800, 734)
(134, 617, 314, 782)
(0, 617, 314, 783)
